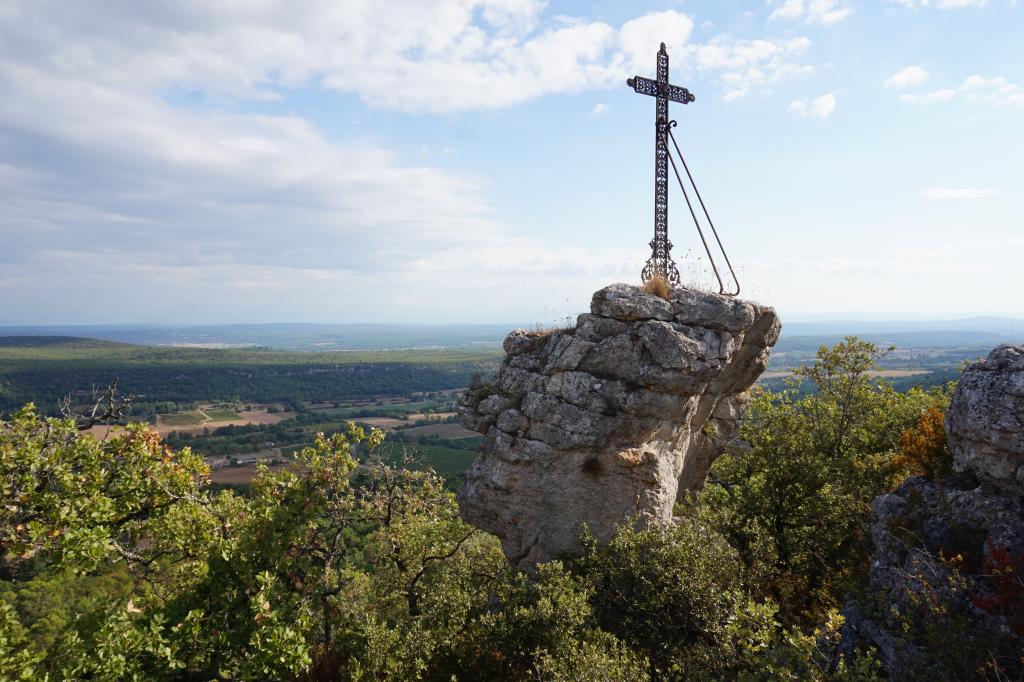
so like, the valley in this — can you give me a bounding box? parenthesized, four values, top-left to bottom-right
(0, 325, 1015, 488)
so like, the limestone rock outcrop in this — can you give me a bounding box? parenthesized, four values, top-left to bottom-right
(839, 345, 1024, 678)
(457, 283, 780, 570)
(946, 344, 1024, 491)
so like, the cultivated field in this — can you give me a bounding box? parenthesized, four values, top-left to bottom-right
(84, 424, 131, 440)
(155, 404, 295, 435)
(210, 462, 292, 485)
(394, 423, 478, 439)
(358, 417, 408, 429)
(759, 369, 930, 380)
(160, 412, 207, 426)
(203, 408, 241, 421)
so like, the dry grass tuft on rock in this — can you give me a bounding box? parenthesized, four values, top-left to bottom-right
(642, 274, 672, 299)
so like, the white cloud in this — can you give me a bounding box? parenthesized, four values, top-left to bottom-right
(618, 11, 695, 72)
(960, 74, 1024, 105)
(889, 0, 988, 7)
(0, 59, 501, 252)
(0, 2, 709, 115)
(770, 0, 807, 20)
(900, 88, 957, 103)
(789, 92, 837, 118)
(922, 188, 1000, 199)
(0, 2, 816, 112)
(899, 74, 1023, 106)
(769, 0, 855, 24)
(689, 36, 815, 100)
(591, 102, 609, 115)
(884, 65, 930, 89)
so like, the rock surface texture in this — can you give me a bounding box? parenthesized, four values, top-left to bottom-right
(946, 344, 1024, 491)
(840, 345, 1024, 678)
(457, 283, 780, 570)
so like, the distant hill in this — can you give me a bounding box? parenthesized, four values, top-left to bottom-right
(775, 329, 1015, 353)
(0, 335, 501, 414)
(781, 316, 1023, 338)
(2, 317, 1020, 352)
(0, 335, 137, 349)
(0, 324, 514, 351)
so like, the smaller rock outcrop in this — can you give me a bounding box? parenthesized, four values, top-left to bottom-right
(457, 283, 780, 570)
(840, 345, 1024, 678)
(946, 344, 1024, 491)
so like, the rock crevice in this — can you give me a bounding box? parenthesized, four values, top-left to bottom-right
(457, 283, 780, 570)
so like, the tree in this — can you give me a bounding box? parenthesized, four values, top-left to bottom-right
(695, 338, 953, 622)
(0, 404, 207, 580)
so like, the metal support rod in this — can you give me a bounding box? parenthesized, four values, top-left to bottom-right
(665, 125, 741, 297)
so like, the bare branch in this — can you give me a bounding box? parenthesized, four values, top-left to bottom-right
(60, 378, 142, 431)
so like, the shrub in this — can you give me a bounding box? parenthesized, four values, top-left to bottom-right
(572, 521, 750, 675)
(893, 406, 951, 481)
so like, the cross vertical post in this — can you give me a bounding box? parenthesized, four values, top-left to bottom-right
(627, 42, 695, 286)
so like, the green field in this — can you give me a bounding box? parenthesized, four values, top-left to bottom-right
(272, 438, 479, 481)
(160, 411, 206, 426)
(204, 409, 241, 421)
(381, 442, 479, 481)
(326, 399, 448, 418)
(395, 423, 478, 439)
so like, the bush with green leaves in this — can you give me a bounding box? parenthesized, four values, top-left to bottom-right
(1, 405, 209, 579)
(695, 337, 953, 622)
(0, 408, 637, 679)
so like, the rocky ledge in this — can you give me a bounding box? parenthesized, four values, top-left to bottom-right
(457, 283, 780, 570)
(839, 345, 1024, 677)
(947, 344, 1024, 491)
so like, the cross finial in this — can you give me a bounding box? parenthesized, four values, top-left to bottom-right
(626, 43, 694, 286)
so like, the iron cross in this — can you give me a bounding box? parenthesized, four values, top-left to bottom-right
(627, 43, 695, 286)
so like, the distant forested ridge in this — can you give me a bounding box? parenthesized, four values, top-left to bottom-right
(0, 336, 501, 414)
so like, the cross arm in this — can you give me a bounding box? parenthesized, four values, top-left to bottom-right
(626, 75, 695, 104)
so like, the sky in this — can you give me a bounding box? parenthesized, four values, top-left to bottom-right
(0, 0, 1021, 325)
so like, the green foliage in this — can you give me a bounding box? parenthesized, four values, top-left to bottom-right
(534, 636, 650, 682)
(0, 567, 132, 656)
(0, 405, 209, 577)
(696, 338, 953, 622)
(2, 409, 510, 679)
(573, 521, 746, 675)
(0, 337, 980, 680)
(0, 599, 45, 681)
(571, 522, 880, 681)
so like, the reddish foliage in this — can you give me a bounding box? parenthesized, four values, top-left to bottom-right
(895, 406, 950, 480)
(971, 542, 1024, 638)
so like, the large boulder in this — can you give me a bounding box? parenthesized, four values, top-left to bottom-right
(457, 283, 780, 570)
(946, 344, 1024, 491)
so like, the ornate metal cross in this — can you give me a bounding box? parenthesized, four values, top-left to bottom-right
(627, 42, 694, 286)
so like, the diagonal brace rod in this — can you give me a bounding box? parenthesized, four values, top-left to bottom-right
(662, 124, 741, 297)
